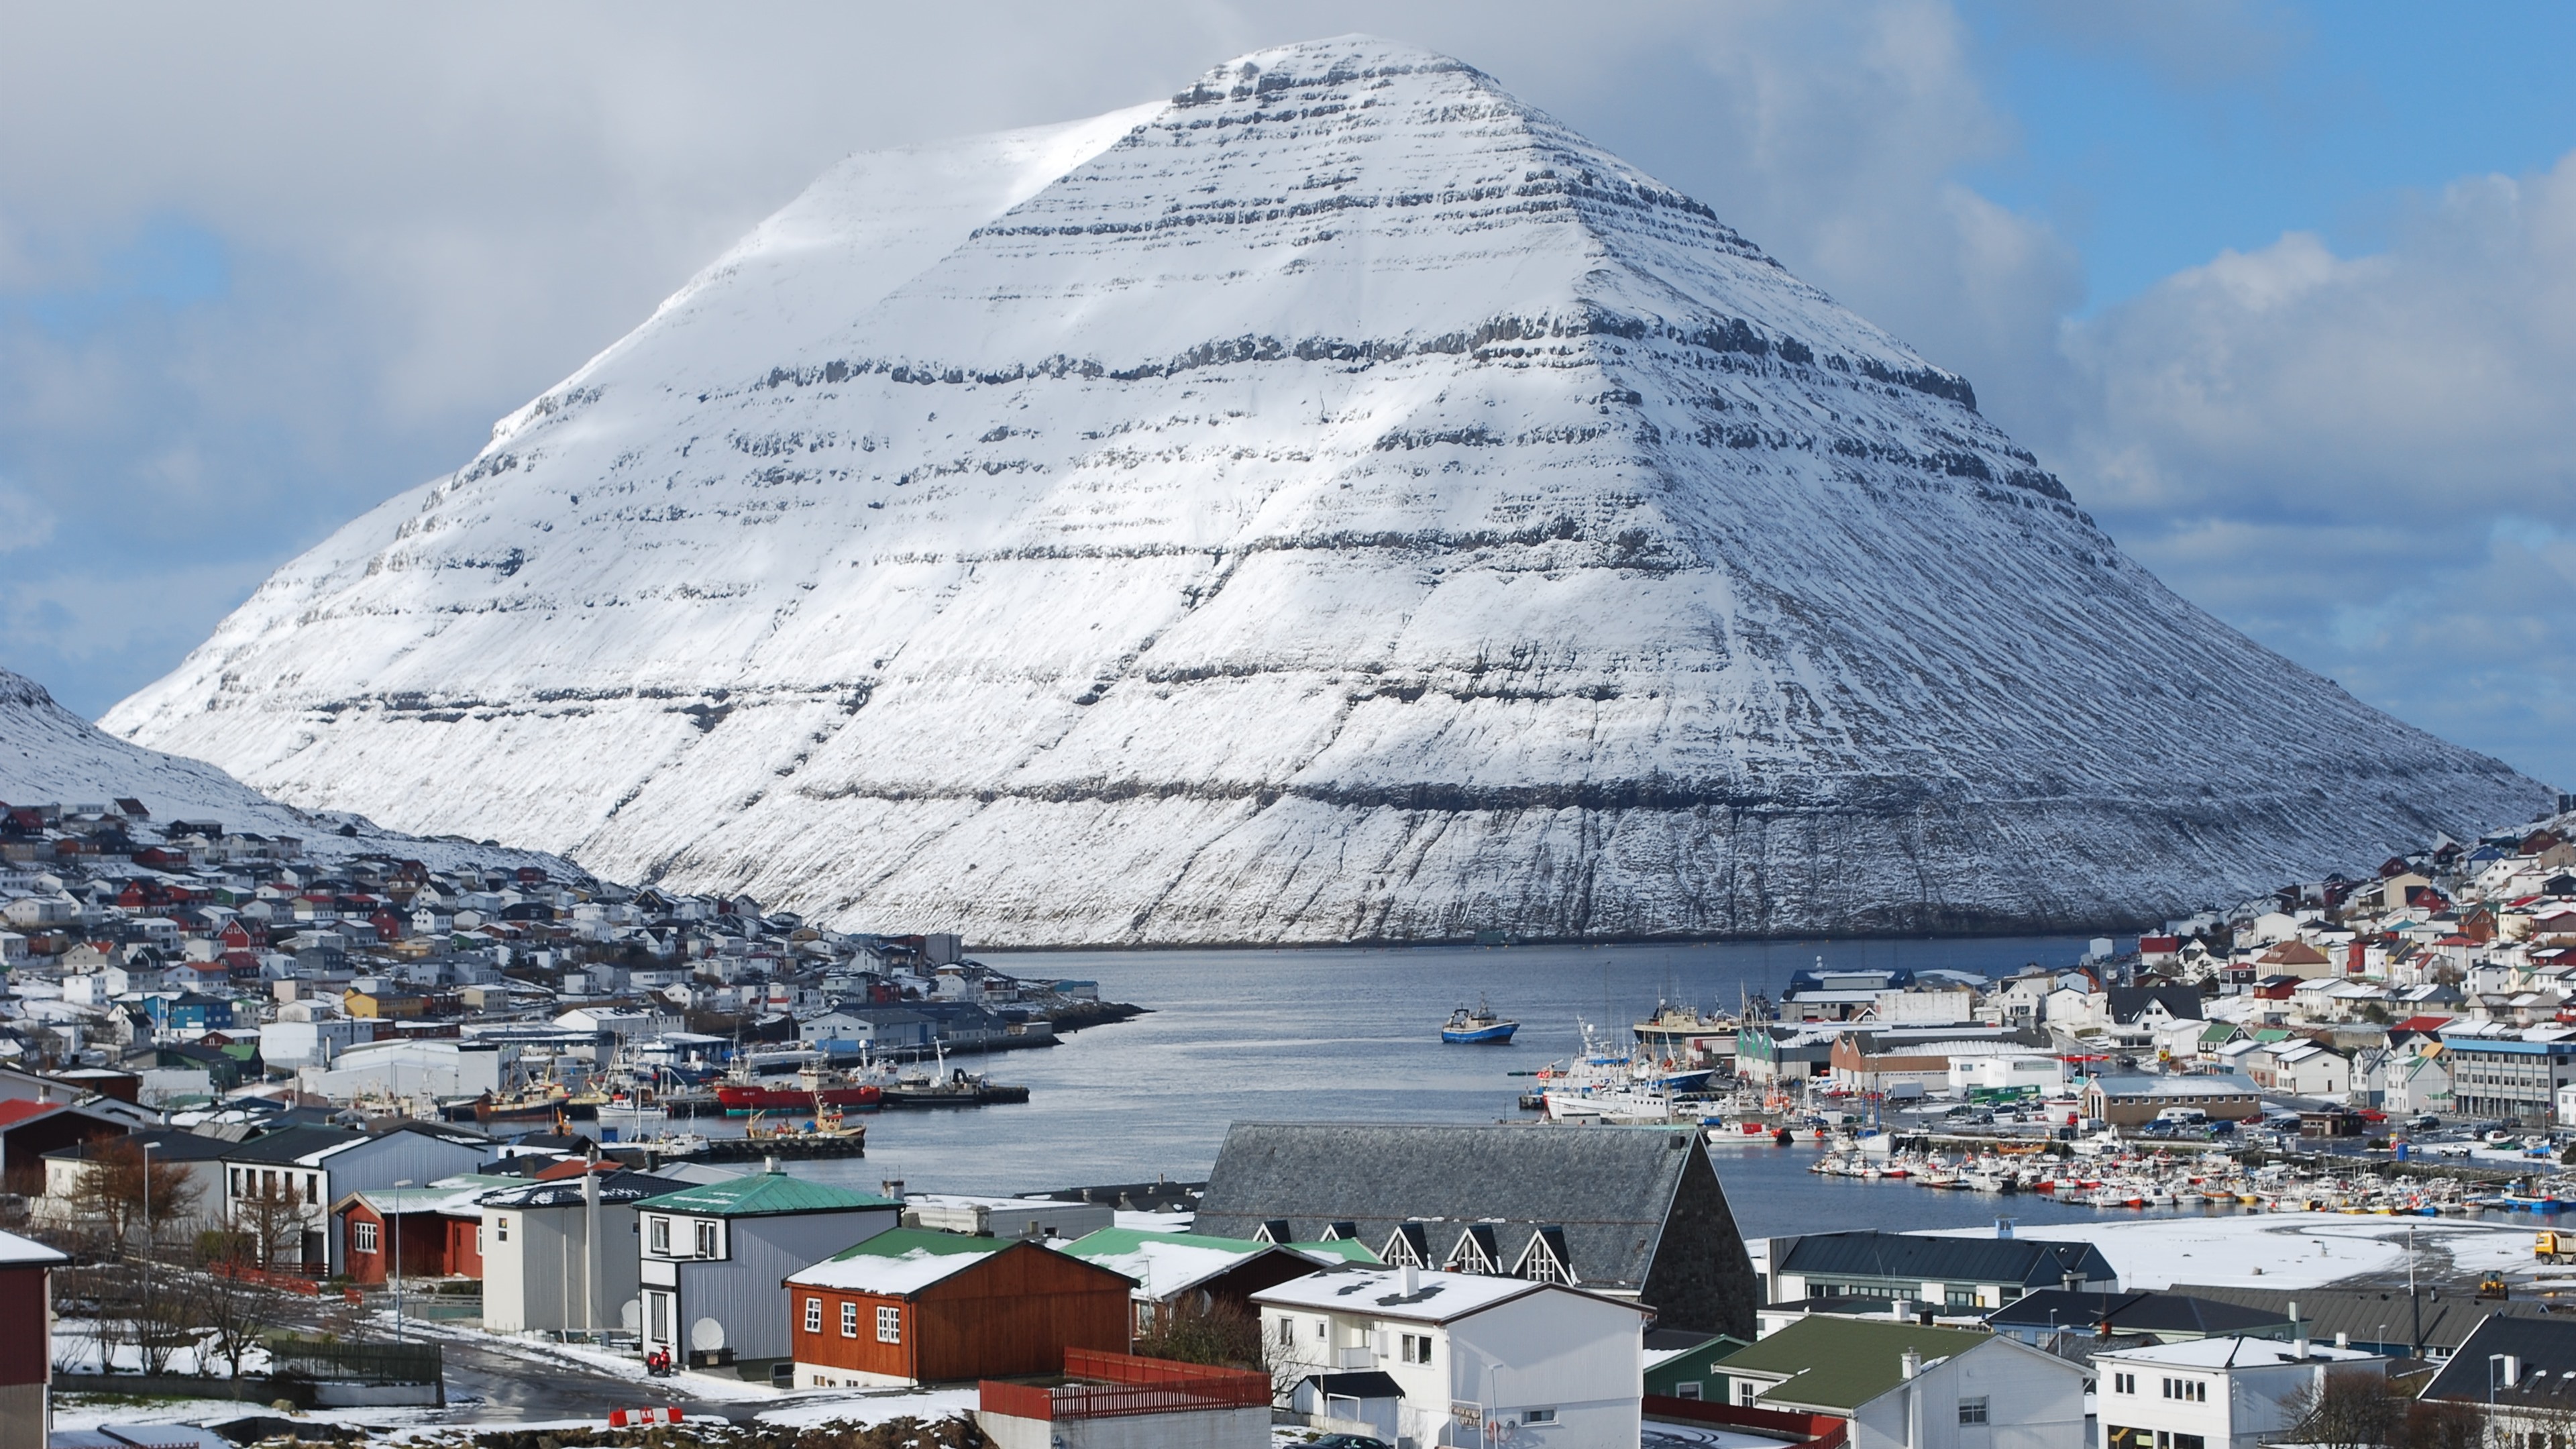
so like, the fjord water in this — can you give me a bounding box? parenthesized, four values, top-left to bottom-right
(780, 936, 2219, 1237)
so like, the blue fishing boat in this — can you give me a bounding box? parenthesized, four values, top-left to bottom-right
(1442, 998, 1519, 1044)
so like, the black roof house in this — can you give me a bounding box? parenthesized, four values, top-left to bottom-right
(1193, 1122, 1761, 1336)
(2423, 1315, 2576, 1408)
(2102, 986, 2206, 1025)
(1987, 1289, 2292, 1342)
(1772, 1231, 2118, 1294)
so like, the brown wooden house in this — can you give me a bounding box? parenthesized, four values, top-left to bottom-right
(784, 1228, 1132, 1389)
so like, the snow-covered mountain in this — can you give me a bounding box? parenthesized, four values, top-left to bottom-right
(3, 669, 570, 875)
(105, 38, 2548, 943)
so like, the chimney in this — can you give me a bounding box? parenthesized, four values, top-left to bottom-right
(1900, 1350, 1922, 1380)
(763, 1155, 780, 1175)
(2503, 1355, 2522, 1387)
(881, 1179, 907, 1203)
(1401, 1264, 1419, 1295)
(2064, 1271, 2082, 1292)
(1996, 1218, 2014, 1239)
(2336, 1332, 2350, 1350)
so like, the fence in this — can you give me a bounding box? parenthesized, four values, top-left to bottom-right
(265, 1335, 443, 1385)
(981, 1349, 1271, 1422)
(1644, 1394, 1849, 1447)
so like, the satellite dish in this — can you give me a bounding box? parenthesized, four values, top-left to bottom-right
(690, 1316, 725, 1352)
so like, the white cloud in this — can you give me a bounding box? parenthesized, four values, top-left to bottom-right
(2049, 152, 2576, 783)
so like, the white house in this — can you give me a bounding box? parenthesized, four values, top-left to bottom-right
(1254, 1265, 1648, 1448)
(479, 1168, 685, 1334)
(213, 1121, 492, 1274)
(2094, 1336, 2383, 1449)
(1851, 1336, 2089, 1449)
(1946, 1053, 2065, 1097)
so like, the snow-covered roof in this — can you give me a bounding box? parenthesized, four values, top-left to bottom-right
(1250, 1266, 1608, 1325)
(2094, 1336, 2381, 1368)
(0, 1228, 69, 1266)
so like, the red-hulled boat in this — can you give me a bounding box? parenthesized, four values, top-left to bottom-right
(714, 1066, 883, 1114)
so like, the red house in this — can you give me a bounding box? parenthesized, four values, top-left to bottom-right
(785, 1228, 1133, 1389)
(0, 1228, 70, 1435)
(337, 1185, 486, 1285)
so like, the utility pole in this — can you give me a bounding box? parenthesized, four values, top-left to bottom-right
(392, 1179, 413, 1342)
(2410, 1222, 2422, 1356)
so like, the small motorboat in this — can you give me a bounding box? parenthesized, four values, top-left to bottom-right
(1442, 998, 1520, 1044)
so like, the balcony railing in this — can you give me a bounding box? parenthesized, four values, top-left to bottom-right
(980, 1349, 1271, 1422)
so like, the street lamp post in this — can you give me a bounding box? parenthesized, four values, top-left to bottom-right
(392, 1179, 413, 1342)
(138, 1140, 157, 1261)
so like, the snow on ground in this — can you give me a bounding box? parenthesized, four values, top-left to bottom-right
(52, 1394, 447, 1435)
(1978, 1214, 2541, 1290)
(1114, 1210, 1194, 1232)
(755, 1387, 979, 1428)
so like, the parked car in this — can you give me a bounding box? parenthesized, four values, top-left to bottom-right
(1308, 1438, 1393, 1449)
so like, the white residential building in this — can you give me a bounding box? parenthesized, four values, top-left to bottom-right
(1254, 1265, 1648, 1448)
(2094, 1336, 2383, 1449)
(1851, 1336, 2090, 1449)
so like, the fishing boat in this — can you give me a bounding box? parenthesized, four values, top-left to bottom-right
(1442, 998, 1520, 1044)
(714, 1063, 886, 1115)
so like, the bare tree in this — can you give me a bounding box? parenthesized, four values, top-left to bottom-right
(63, 1139, 201, 1259)
(1133, 1295, 1264, 1370)
(227, 1175, 310, 1276)
(193, 1230, 288, 1381)
(2400, 1399, 2488, 1449)
(2285, 1368, 2407, 1449)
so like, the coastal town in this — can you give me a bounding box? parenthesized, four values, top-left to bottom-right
(0, 788, 2573, 1446)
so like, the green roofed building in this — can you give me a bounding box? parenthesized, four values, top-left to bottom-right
(633, 1166, 902, 1375)
(1711, 1316, 2087, 1441)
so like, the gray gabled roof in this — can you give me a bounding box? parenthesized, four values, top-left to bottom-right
(1776, 1231, 2115, 1290)
(1194, 1122, 1697, 1293)
(2423, 1316, 2576, 1406)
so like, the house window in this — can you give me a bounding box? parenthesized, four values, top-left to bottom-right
(841, 1301, 858, 1338)
(496, 1216, 510, 1243)
(1958, 1397, 1988, 1425)
(694, 1220, 718, 1258)
(876, 1305, 902, 1344)
(2112, 1372, 2136, 1395)
(476, 1226, 485, 1254)
(1401, 1334, 1433, 1364)
(1738, 1383, 1758, 1407)
(1674, 1383, 1703, 1401)
(1524, 1409, 1556, 1425)
(354, 1222, 378, 1254)
(2172, 1437, 2205, 1449)
(1945, 1285, 1976, 1307)
(2162, 1377, 2206, 1402)
(1277, 1316, 1293, 1346)
(804, 1297, 822, 1333)
(306, 1173, 319, 1204)
(649, 1217, 669, 1254)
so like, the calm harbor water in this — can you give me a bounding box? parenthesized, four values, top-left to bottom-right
(686, 936, 2227, 1239)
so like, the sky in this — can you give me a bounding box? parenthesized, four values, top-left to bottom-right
(2, 1, 2571, 788)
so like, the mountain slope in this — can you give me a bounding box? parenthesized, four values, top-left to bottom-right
(105, 37, 2549, 941)
(3, 669, 569, 874)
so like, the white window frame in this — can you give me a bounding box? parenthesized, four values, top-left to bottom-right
(694, 1219, 719, 1259)
(841, 1301, 858, 1338)
(1958, 1396, 1989, 1425)
(648, 1216, 669, 1254)
(804, 1297, 822, 1333)
(354, 1221, 378, 1254)
(876, 1303, 902, 1344)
